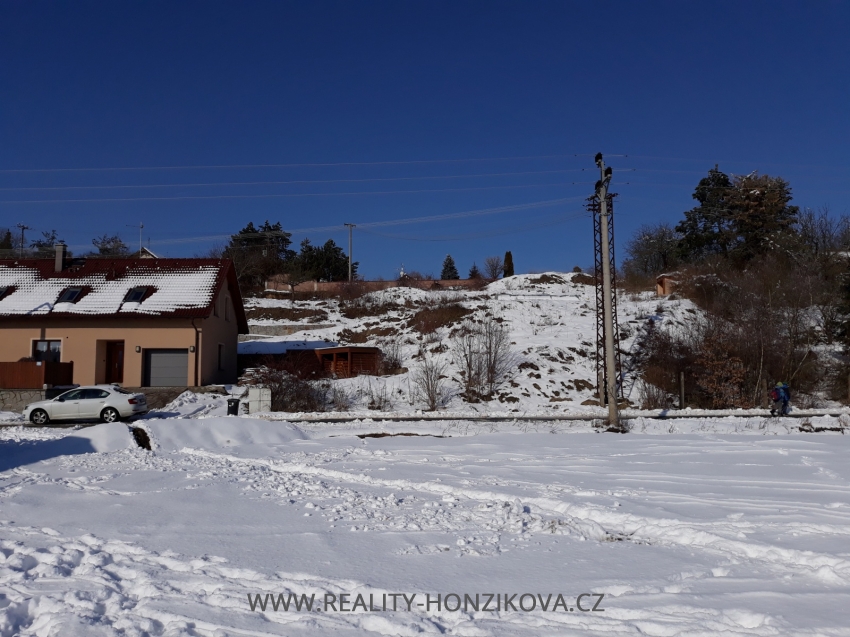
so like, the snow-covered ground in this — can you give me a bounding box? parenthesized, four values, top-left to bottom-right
(3, 410, 850, 635)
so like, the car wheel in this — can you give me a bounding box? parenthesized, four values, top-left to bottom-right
(30, 409, 50, 425)
(101, 407, 121, 423)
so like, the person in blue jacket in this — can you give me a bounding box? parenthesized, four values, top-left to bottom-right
(770, 381, 791, 416)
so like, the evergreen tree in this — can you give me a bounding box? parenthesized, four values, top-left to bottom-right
(441, 254, 459, 280)
(726, 172, 798, 262)
(503, 251, 514, 277)
(224, 220, 295, 292)
(675, 166, 734, 261)
(295, 238, 356, 281)
(468, 263, 482, 279)
(675, 166, 799, 264)
(0, 228, 13, 254)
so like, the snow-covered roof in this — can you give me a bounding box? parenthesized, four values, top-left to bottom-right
(0, 258, 247, 331)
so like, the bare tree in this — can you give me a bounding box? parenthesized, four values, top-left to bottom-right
(411, 356, 449, 410)
(450, 324, 484, 399)
(377, 335, 404, 373)
(450, 318, 514, 399)
(478, 317, 514, 395)
(483, 256, 504, 280)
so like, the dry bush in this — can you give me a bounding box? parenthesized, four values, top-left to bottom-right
(338, 281, 370, 302)
(365, 379, 394, 411)
(411, 356, 450, 410)
(244, 307, 329, 322)
(378, 336, 404, 373)
(528, 274, 566, 285)
(410, 304, 472, 334)
(638, 381, 672, 409)
(340, 293, 399, 319)
(238, 352, 325, 380)
(571, 272, 596, 286)
(338, 326, 397, 344)
(637, 254, 829, 408)
(450, 318, 515, 400)
(330, 385, 353, 411)
(246, 365, 327, 412)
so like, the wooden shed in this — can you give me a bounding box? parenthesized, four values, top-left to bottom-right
(314, 346, 382, 378)
(655, 272, 680, 296)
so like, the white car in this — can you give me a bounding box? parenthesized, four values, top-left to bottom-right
(24, 385, 149, 425)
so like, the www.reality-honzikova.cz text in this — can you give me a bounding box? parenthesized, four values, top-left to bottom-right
(248, 592, 605, 613)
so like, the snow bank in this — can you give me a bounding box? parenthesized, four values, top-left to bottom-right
(142, 416, 308, 452)
(0, 423, 133, 472)
(72, 422, 137, 452)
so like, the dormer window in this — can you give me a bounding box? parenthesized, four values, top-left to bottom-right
(57, 287, 83, 303)
(123, 286, 148, 303)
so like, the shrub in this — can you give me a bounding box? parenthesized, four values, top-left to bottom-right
(378, 336, 404, 373)
(244, 307, 328, 322)
(411, 356, 450, 410)
(410, 304, 472, 334)
(450, 318, 515, 400)
(246, 365, 327, 412)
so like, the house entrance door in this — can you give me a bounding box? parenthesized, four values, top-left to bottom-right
(105, 341, 125, 384)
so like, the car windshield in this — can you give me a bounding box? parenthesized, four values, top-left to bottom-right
(57, 389, 83, 400)
(112, 387, 132, 394)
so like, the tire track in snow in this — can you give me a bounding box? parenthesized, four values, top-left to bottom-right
(0, 523, 791, 637)
(181, 448, 850, 585)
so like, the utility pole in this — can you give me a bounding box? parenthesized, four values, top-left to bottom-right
(15, 223, 30, 258)
(127, 223, 144, 255)
(344, 223, 355, 282)
(595, 153, 619, 428)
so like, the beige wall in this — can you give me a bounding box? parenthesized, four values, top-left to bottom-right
(0, 307, 239, 387)
(198, 281, 240, 385)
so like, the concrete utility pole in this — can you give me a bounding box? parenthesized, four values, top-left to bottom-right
(127, 223, 144, 254)
(15, 223, 30, 258)
(344, 223, 355, 282)
(595, 153, 619, 428)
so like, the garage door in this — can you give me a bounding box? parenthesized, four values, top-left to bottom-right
(144, 349, 189, 387)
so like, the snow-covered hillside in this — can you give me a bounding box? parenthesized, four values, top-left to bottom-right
(239, 272, 698, 415)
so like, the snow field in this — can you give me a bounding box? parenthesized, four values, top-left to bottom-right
(3, 418, 850, 635)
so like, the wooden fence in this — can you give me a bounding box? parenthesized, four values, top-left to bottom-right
(0, 361, 74, 389)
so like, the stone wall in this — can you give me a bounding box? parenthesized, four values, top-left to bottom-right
(0, 389, 47, 413)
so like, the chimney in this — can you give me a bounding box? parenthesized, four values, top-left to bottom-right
(54, 243, 67, 272)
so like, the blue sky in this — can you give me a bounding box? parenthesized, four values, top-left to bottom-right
(2, 1, 848, 278)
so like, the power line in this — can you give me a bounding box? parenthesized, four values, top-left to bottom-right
(0, 153, 609, 174)
(143, 196, 585, 247)
(359, 210, 589, 242)
(0, 168, 602, 192)
(0, 182, 583, 204)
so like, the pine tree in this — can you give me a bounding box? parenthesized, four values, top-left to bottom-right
(441, 254, 459, 280)
(675, 166, 798, 264)
(503, 251, 514, 277)
(0, 229, 13, 252)
(468, 263, 482, 279)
